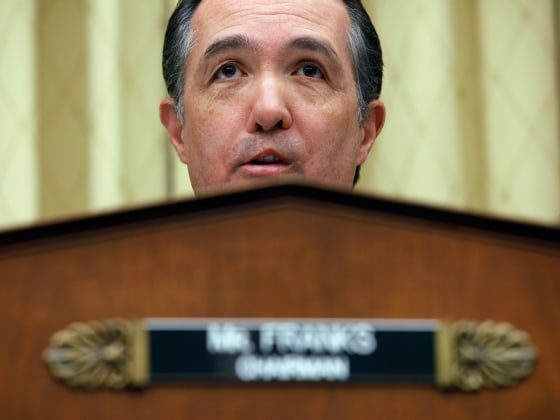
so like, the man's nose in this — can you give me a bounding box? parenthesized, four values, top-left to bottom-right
(246, 75, 292, 132)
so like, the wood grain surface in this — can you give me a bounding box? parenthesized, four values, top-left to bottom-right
(1, 189, 558, 419)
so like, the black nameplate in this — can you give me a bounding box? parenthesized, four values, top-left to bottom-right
(147, 319, 436, 383)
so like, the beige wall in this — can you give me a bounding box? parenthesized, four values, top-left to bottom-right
(360, 0, 560, 223)
(0, 0, 558, 229)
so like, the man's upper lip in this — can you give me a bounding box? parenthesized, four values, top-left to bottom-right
(244, 149, 289, 165)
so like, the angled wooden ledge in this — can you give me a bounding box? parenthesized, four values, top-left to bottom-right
(1, 183, 559, 419)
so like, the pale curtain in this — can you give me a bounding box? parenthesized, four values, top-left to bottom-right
(0, 0, 558, 229)
(359, 0, 560, 223)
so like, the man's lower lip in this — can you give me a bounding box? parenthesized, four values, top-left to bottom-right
(240, 164, 291, 176)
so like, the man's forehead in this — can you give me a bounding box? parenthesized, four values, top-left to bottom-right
(190, 0, 351, 38)
(202, 35, 339, 61)
(192, 0, 347, 14)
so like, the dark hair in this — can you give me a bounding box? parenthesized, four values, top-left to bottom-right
(162, 0, 383, 184)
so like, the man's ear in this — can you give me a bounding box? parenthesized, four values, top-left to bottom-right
(356, 99, 386, 166)
(160, 97, 187, 164)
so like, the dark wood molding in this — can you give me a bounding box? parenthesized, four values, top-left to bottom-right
(1, 183, 559, 248)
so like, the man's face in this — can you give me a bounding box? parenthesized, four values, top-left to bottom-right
(161, 0, 385, 195)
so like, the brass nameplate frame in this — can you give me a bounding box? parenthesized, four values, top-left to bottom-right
(43, 318, 537, 392)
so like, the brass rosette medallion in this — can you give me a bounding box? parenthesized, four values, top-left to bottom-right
(436, 320, 538, 391)
(42, 319, 148, 390)
(452, 321, 538, 391)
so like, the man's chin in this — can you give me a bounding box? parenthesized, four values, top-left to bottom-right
(191, 174, 354, 197)
(192, 174, 309, 197)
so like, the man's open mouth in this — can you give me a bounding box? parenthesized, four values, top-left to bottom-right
(249, 155, 285, 165)
(240, 150, 292, 177)
(245, 150, 289, 166)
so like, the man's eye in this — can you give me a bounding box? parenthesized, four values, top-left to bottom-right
(296, 64, 324, 79)
(215, 64, 242, 80)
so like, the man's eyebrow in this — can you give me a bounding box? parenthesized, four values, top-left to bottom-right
(286, 37, 338, 59)
(203, 35, 260, 60)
